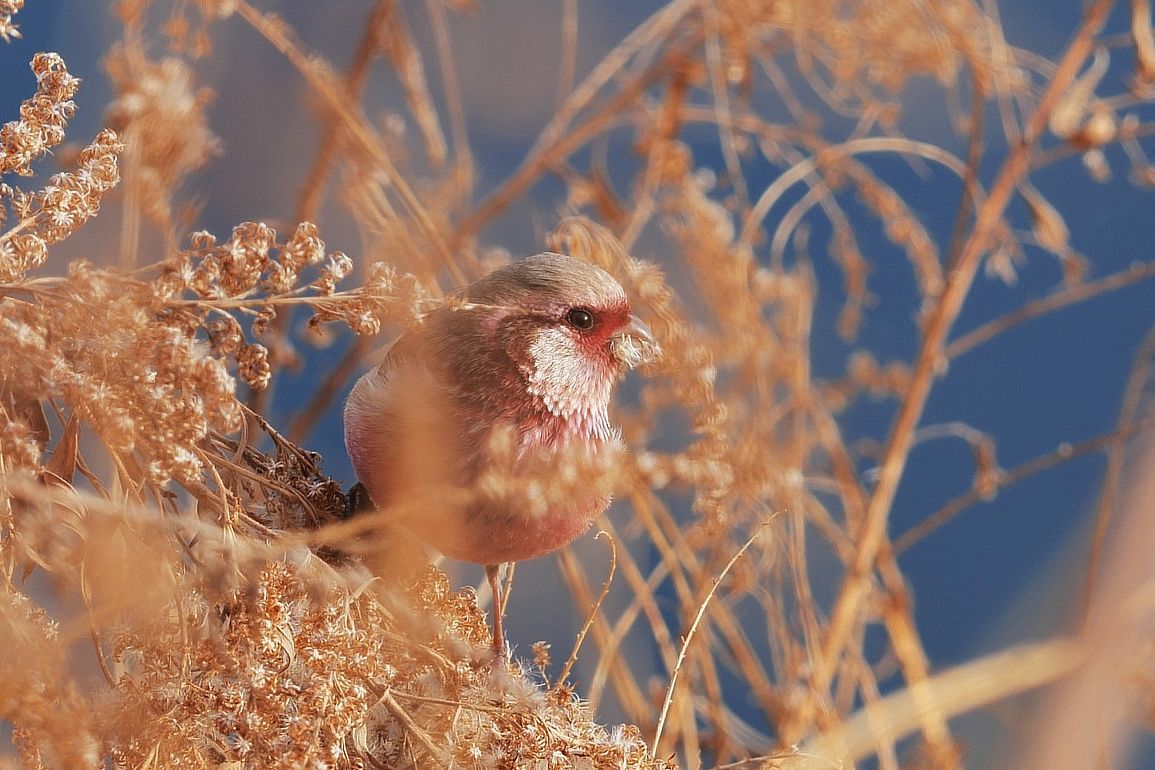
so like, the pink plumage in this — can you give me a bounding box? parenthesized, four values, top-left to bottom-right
(343, 252, 655, 567)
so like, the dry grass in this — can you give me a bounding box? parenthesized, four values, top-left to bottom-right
(4, 0, 1155, 768)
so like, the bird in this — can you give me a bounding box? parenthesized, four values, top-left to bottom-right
(343, 252, 656, 657)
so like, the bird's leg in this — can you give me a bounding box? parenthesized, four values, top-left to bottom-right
(485, 563, 507, 661)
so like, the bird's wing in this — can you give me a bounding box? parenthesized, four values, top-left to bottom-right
(343, 332, 461, 510)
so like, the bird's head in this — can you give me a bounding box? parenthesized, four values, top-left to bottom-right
(447, 253, 658, 424)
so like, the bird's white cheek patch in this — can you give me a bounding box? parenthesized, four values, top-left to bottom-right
(522, 330, 612, 419)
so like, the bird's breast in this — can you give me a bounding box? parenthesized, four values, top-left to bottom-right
(345, 356, 619, 565)
(437, 488, 611, 565)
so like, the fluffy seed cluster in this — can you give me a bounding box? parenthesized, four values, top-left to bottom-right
(158, 221, 425, 314)
(105, 47, 220, 234)
(475, 425, 626, 520)
(0, 52, 226, 487)
(712, 0, 1008, 98)
(151, 220, 432, 394)
(0, 52, 76, 176)
(2, 475, 674, 770)
(1, 587, 99, 768)
(0, 129, 124, 282)
(0, 0, 22, 42)
(0, 53, 122, 284)
(107, 564, 393, 768)
(0, 264, 242, 484)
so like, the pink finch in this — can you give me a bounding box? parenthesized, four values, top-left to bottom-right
(343, 252, 656, 655)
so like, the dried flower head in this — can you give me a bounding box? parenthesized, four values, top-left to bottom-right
(0, 53, 78, 176)
(0, 0, 23, 42)
(105, 47, 219, 233)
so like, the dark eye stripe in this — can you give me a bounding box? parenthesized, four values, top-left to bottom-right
(566, 308, 595, 330)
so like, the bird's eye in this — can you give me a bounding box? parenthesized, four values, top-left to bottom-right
(565, 307, 595, 330)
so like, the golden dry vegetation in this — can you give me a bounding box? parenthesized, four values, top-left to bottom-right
(3, 1, 1155, 768)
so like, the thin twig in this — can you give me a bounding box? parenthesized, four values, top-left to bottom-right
(557, 0, 579, 109)
(555, 545, 651, 723)
(378, 689, 450, 767)
(651, 521, 769, 756)
(894, 418, 1155, 554)
(424, 0, 473, 181)
(945, 258, 1155, 360)
(250, 2, 390, 416)
(232, 1, 454, 266)
(808, 0, 1116, 716)
(453, 5, 704, 242)
(557, 531, 617, 686)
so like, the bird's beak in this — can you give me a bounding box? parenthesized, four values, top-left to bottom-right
(611, 314, 660, 368)
(622, 314, 655, 347)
